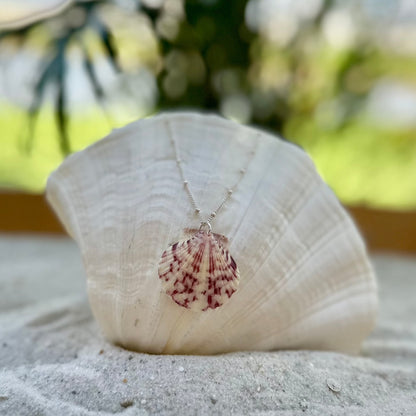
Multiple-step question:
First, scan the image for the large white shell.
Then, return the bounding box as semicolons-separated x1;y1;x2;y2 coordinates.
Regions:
46;112;378;355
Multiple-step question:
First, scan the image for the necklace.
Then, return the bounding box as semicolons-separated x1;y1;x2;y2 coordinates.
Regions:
158;121;257;311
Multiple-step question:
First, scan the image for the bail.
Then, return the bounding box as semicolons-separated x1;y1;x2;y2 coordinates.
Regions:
199;221;212;233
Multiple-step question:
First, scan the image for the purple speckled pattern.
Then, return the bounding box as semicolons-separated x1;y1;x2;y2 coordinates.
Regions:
158;231;240;311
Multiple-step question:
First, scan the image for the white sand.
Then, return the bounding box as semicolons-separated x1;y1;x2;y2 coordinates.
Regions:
0;234;415;415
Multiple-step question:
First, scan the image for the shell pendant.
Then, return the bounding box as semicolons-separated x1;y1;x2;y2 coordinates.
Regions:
158;226;240;311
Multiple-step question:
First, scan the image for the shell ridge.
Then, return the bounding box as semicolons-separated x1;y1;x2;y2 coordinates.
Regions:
46;175;83;245
222;180;346;328
213;224;374;351
256;278;377;350
223;216;361;329
230;140;281;250
249;185;341;293
186;278;375;354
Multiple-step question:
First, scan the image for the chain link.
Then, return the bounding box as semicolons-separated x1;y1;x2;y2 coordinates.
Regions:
166;120;257;227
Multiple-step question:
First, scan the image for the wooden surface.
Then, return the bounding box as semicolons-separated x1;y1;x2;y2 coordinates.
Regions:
0;193;64;234
0;192;415;253
348;206;416;253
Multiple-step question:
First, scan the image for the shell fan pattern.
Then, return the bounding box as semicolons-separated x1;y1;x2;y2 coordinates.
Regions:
158;230;240;311
46;112;378;355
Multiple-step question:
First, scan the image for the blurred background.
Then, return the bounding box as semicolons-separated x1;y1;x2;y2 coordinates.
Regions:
0;0;415;251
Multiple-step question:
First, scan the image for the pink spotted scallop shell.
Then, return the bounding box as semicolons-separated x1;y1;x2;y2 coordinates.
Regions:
158;230;240;311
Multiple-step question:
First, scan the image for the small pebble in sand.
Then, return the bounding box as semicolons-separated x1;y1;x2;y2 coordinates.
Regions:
120;400;134;408
178;366;185;372
326;378;341;393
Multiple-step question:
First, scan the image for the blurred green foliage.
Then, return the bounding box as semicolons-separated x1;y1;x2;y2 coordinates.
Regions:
0;0;415;208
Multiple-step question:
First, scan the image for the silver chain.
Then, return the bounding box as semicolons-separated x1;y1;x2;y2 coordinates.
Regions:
166;120;258;228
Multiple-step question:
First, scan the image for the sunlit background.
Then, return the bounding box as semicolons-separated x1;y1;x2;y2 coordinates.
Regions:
1;0;416;209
